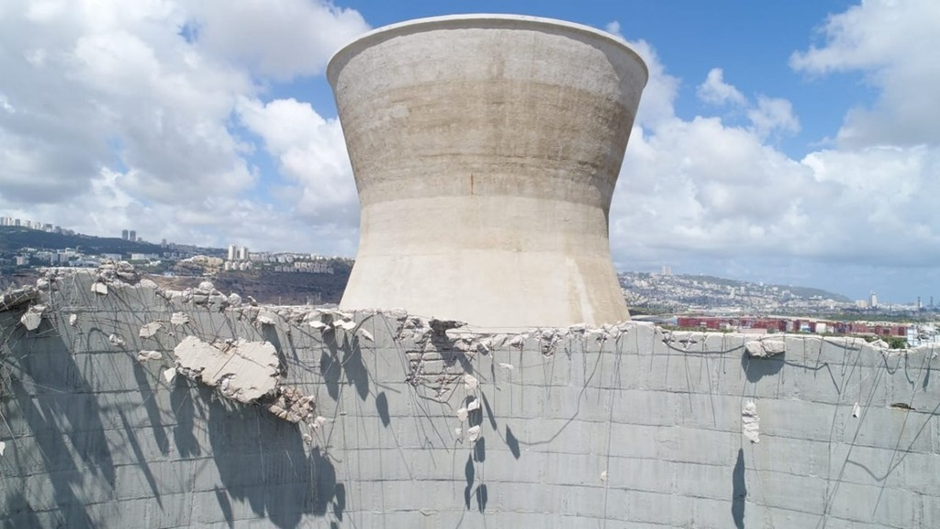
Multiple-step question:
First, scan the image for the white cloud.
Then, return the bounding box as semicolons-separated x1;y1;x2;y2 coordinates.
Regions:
237;97;358;226
0;0;369;254
697;68;746;107
610;36;939;279
790;0;940;147
747;96;800;138
187;0;369;80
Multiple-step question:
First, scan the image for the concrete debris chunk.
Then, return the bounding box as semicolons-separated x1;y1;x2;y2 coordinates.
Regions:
742;401;760;443
456;408;468;422
19;304;46;331
173;336;279;403
227;293;242;306
508;334;527;349
256;311;277;326
429;318;465;334
312;416;327;430
339;319;357;331
455;427;462;437
91;282;108;296
0;286;40;312
170;312;189;325
745;339;786;358
266;386;316;423
69;314;78;327
467;425;481;443
467;399;481;412
356;328;374;342
139;322;162;339
601;470;608;482
0;441;5;456
309;320;328;330
198;281;215;292
852;402;861;418
498;362;515;370
463;374;479;391
137;350;163;362
163;367;177;384
108;334;126;348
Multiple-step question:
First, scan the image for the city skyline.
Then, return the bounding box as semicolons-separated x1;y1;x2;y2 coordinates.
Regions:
0;1;938;301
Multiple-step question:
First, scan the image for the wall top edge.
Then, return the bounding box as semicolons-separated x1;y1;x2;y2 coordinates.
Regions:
326;13;649;87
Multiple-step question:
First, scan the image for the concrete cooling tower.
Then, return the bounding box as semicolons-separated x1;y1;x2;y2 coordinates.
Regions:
327;15;648;330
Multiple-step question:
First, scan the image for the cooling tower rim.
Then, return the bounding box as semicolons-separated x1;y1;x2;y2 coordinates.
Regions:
326;13;649;87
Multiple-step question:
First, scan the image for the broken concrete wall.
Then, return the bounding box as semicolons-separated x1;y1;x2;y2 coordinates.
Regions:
1;269;939;528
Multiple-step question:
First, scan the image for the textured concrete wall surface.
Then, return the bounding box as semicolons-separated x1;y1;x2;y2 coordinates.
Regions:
329;15;647;329
2;269;939;528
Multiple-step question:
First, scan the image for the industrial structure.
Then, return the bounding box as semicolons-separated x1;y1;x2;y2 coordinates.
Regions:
330;15;648;330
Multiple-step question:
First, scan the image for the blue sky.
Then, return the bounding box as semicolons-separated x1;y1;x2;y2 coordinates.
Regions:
1;1;938;303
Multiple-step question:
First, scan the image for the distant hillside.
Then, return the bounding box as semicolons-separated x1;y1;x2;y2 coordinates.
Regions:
149;266;353;306
676;273;851;302
0;226;163;254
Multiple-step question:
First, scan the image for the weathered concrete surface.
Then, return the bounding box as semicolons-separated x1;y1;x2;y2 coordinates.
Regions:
329;15;647;330
2;269;940;528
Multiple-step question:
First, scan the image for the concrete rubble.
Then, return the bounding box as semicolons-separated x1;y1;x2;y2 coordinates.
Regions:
18;303;46;331
745;338;787;357
174;336;279;404
742;401;760;443
0;285;40;312
3;262;939;529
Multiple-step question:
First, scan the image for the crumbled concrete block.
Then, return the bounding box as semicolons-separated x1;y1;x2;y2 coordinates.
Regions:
743;401;760;443
467;398;481;412
91;282;108;295
256;311;278;326
137;350;162;362
498;362;515;370
468;425;481;442
0;441;5;456
312;416;327;430
170;312;189;325
745;339;786;357
0;286;40;312
163;367;177;384
227;293;241;306
601;470;608;482
457;408;468;422
357;328;374;342
139;322;162;339
69;314;77;327
852;402;861;418
19;304;45;331
173;336;279;403
463;374;479;390
108;334;126;348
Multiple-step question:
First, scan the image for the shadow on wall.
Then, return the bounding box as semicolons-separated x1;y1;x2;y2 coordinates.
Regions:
741;353;784;383
1;313;116;529
186;385;345;528
732;448;746;529
320;333;370;402
0;308;345;529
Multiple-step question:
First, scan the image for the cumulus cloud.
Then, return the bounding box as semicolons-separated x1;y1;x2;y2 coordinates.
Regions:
0;0;368;254
790;0;940;147
747;96;800;138
237;97;358;226
697;68;746;107
610;24;939;289
187;0;369;80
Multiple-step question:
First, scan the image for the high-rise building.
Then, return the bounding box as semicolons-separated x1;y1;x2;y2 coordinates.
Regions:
129;230;136;242
236;246;249;261
870;291;878;309
122;229;129;240
228;244;237;261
